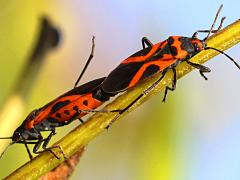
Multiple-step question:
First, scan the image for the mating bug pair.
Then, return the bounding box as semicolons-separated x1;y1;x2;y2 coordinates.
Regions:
0;5;239;160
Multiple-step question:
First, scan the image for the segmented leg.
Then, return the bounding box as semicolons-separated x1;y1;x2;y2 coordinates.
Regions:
142;37;153;49
78;118;84;123
106;69;168;129
192;16;225;38
73;106;121;123
33;130;66;159
66;110;81;125
72;106;121;125
162;68;177;102
21;135;34;160
78;109;121;113
74;36;95;88
42;129;56;149
186;61;211;80
195;17;225;33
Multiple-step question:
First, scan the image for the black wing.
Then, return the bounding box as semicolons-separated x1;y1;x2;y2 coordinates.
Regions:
63;77;106;96
102;62;144;93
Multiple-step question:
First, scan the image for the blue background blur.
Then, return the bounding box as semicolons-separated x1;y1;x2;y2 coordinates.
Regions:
0;1;240;179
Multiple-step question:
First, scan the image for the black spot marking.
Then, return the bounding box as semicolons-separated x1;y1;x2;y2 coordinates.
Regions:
170;46;178;56
64;110;70;115
51;100;71;113
139;65;160;81
73;106;79;111
56;113;61;118
148;44;171;61
179;37;194;53
83;100;88;106
158;45;171;56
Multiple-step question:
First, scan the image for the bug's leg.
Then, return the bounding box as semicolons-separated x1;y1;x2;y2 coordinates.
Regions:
192;17;225;38
75;108;122;124
20;134;34;160
32;130;65;159
24;143;33;160
64;108;81;124
186;61;211;80
79;109;121;113
78;118;84;123
74;36;95;88
76;109;121;127
73;107;112;124
142;37;153;49
106;70;168;129
42;129;55;149
33;137;44;156
162;68;177;102
32;135;60;159
42;129;67;160
216;17;226;31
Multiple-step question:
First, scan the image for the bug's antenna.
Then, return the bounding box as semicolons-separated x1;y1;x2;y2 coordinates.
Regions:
205;47;240;70
74;36;96;88
0;142;15;159
203;5;239;70
205;4;223;40
0;137;12;139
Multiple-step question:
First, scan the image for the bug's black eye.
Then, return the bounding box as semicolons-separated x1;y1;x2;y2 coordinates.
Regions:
193;43;200;52
12;132;21;142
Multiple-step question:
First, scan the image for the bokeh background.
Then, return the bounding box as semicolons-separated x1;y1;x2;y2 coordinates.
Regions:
0;0;240;179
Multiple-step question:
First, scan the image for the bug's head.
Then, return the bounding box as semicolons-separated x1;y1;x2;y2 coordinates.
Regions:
0;109;40;159
0;129;33;159
12;127;25;142
12;109;39;142
190;38;206;53
182;37;206;58
167;36;206;60
12;130;21;142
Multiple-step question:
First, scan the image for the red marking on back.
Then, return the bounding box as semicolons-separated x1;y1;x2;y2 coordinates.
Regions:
169;36;188;59
24;93;102;129
128;56;177;88
122;40;168;64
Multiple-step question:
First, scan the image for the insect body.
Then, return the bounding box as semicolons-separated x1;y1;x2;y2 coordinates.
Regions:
102;36;207;95
24;77;107;130
0;37;117;159
101;5;240;126
0;77;116;159
13;77;115;159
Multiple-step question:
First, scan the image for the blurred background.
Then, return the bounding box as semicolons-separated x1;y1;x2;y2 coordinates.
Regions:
0;0;240;179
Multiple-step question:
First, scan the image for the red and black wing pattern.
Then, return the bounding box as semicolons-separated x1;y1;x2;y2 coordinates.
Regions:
102;40;178;93
24;77;106;129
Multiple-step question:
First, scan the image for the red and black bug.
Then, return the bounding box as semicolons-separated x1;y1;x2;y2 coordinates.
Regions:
101;5;240;125
0;37;117;160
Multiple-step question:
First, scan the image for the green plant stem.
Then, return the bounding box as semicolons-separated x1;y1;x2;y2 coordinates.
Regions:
5;19;240;180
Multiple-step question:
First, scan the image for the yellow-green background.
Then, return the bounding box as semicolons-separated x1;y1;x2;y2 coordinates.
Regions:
0;1;240;179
